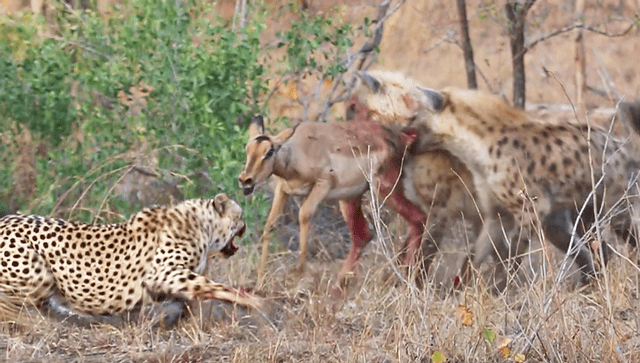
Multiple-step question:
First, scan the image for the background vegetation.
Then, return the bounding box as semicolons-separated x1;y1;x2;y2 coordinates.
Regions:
0;0;358;237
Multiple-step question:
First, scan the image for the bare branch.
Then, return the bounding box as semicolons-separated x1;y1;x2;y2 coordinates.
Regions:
45;34;113;61
592;47;620;102
586;85;613;100
457;0;477;89
526;22;635;53
422;36;450;54
61;1;88;27
316;0;407;121
523;0;537;14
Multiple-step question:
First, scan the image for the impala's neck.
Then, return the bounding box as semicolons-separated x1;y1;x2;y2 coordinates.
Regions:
270;142;296;180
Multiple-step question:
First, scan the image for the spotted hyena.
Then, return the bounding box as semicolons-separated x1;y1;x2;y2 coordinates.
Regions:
400;82;640;285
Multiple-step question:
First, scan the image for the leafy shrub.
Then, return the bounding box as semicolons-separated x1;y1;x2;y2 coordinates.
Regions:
0;0;361;242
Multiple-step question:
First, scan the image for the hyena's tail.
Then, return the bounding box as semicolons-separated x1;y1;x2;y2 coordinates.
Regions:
618;101;640;136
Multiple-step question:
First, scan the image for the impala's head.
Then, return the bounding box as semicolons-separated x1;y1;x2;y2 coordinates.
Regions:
238;115;275;196
239;115;294;196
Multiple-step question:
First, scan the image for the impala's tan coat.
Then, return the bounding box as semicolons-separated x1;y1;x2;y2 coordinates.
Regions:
239;116;426;287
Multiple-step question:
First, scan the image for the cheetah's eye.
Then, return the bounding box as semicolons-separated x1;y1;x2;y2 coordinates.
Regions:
264;148;275;159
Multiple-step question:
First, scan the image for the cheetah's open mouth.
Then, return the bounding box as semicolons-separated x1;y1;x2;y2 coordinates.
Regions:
219;224;245;258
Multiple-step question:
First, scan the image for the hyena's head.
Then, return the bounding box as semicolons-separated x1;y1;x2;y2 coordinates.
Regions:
346;71;427;126
407;83;528;154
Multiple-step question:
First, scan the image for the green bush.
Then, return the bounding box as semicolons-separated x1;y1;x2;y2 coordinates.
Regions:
0;0;361;242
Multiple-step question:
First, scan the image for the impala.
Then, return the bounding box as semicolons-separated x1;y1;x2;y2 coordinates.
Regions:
239;115;426;288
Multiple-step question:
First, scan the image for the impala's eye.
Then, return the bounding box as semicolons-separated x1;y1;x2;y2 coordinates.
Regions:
264;148;274;159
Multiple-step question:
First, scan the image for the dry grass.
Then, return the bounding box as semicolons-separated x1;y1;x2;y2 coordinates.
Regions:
2;195;639;363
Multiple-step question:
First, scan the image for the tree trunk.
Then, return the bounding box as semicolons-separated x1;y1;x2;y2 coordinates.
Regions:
575;0;586;119
457;0;478;89
505;0;536;109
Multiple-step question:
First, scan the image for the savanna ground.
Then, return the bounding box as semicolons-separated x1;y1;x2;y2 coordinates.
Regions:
1;0;640;362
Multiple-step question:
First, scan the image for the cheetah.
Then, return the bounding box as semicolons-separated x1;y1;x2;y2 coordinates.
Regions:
346;71;482;277
404;83;640;285
0;194;264;322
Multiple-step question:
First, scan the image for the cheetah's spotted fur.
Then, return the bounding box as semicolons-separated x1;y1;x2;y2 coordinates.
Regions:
0;193;263;320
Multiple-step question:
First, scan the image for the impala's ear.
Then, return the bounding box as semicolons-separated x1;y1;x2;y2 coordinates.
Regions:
248;115;265;138
357;71;381;93
273;128;295;145
213;193;230;215
418;87;446;112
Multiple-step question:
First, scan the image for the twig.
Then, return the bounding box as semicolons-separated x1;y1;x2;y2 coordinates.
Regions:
526;22;634;53
592;47;620;102
316;0;406;122
45;34;113;61
60;1;88;28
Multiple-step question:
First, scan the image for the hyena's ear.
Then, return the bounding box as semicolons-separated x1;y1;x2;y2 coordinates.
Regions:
213;193;230;215
357;71;381;93
418;87;445;112
248;115;265;138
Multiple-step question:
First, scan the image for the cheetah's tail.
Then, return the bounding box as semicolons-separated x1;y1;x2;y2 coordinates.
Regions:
208;285;267;311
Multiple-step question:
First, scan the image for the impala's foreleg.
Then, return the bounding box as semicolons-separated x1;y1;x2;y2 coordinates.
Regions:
259;180;288;285
336;196;371;286
296;179;332;272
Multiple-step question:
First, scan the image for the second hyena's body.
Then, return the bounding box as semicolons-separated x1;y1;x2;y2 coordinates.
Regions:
410;86;640;284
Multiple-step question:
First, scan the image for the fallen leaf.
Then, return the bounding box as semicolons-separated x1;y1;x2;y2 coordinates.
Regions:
499;345;509;359
455;305;473;326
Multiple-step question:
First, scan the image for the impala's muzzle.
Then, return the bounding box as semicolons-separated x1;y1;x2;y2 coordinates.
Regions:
238;175;255;196
242;185;254;196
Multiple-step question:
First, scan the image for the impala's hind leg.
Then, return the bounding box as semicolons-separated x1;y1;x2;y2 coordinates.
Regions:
335;197;370;288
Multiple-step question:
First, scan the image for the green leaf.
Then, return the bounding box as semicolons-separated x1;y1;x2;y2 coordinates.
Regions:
431;350;445;363
483;328;496;343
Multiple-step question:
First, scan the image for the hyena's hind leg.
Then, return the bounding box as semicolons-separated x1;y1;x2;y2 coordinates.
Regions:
543;206;607;286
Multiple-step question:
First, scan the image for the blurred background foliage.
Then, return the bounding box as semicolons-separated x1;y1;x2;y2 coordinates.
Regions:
0;0;360;241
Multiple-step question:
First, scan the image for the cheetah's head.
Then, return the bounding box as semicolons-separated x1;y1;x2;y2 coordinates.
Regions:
210;193;246;258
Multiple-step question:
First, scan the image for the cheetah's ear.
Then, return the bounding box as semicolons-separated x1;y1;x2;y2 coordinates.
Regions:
213;193;230;215
418;87;445;112
357;71;381;93
248;115;265;138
